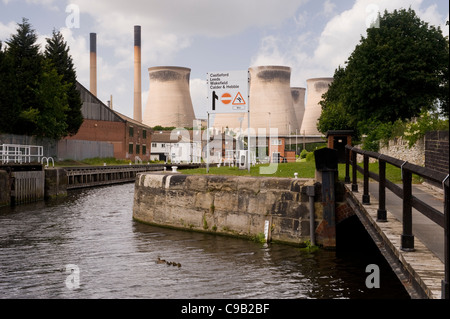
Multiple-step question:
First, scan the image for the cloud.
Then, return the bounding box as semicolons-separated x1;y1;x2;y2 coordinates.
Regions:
251;0;449;88
0;21;16;41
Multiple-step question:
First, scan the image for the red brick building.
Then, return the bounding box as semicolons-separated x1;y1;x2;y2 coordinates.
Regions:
269;137;296;163
64;82;153;161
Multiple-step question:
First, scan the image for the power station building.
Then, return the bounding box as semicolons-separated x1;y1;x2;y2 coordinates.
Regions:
143;66;196;128
211;66;331;139
300;77;334;136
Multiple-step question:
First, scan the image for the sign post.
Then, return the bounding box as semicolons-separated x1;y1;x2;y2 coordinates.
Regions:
206;70;250;172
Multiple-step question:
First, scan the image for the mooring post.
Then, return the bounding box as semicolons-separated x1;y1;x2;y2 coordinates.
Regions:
314;148;338;248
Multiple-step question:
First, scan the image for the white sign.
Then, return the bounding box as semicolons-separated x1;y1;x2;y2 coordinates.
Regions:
207;70;249;114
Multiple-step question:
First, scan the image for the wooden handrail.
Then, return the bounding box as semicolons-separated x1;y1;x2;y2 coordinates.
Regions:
345;144;449;299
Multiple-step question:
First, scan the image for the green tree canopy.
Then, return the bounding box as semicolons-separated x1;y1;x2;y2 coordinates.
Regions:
3;18;43;135
318;8;449;144
0;19;82;140
45;30;83;136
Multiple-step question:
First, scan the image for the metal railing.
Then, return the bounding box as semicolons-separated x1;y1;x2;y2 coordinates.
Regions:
345;145;449;299
1;144;43;164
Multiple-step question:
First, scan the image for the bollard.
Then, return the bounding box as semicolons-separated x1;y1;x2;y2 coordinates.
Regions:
314;148;338;248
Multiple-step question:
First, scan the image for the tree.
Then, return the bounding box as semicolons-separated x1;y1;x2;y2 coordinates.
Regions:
44;30;83;136
4;18;43;135
318;8;449;142
0;41;20;134
1;19;82;140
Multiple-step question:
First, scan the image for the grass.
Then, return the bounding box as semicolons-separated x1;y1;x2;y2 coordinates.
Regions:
180;160;423;184
53;156;423;185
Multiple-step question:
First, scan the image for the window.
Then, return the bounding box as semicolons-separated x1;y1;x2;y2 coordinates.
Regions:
152;143;157;148
143;130;147;139
142;145;147;155
129;143;133;154
136;144;140;155
129;126;134;137
271;139;282;146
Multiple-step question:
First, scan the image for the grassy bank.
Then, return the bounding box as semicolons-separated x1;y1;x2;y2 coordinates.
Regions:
180;161;423;184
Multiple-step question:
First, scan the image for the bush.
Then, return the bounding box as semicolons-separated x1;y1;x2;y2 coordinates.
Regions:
300;149;309;159
305;151;315;162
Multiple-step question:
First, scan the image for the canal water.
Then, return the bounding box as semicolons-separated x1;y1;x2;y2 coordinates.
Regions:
0;183;410;299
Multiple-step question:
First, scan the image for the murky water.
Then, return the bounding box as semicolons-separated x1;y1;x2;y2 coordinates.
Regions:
0;183;409;299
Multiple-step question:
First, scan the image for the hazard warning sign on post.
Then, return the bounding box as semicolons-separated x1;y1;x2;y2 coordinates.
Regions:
207;70;249;114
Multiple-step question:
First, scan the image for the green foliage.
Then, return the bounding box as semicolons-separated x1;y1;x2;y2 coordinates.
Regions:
300;149;308;159
305;151;315;162
0;19;81;139
402;110;449;147
318;8;449;146
45;29;83;136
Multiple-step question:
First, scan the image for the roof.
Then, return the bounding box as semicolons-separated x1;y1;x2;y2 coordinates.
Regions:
151;131;184;143
76;81;153;131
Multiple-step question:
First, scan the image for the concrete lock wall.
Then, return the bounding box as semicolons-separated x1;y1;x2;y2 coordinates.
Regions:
133;173;347;247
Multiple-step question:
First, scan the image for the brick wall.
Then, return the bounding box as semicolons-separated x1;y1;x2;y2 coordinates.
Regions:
425;131;449;173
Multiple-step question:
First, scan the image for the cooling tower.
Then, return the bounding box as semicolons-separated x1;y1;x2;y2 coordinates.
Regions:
89;33;97;97
300;78;333;135
133;26;142;123
248;65;299;135
143;66;196;128
291;87;306;134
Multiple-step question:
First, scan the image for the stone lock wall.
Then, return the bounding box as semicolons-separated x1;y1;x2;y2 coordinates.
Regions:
133;173;351;247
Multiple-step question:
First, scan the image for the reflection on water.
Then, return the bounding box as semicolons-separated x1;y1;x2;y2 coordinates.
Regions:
0;183;409;299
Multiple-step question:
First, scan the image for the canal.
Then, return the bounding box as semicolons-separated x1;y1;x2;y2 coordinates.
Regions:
0;183;410;299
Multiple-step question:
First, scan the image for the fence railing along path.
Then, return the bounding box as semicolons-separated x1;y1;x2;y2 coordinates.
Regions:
345;145;449;299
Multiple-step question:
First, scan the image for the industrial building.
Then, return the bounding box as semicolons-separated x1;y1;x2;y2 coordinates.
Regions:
143;66;196;128
300;77;334;136
63;82;153;161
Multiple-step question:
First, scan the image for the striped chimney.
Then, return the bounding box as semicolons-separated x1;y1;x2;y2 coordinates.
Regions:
89;33;97;97
134;26;142;123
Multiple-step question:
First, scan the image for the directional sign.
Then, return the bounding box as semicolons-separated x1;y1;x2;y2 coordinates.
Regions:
207;70;249;114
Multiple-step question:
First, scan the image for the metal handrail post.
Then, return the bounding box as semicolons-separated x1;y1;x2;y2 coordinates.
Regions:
351;148;358;192
345;147;350;183
401;169;415;252
377;159;387;222
363;153;370;204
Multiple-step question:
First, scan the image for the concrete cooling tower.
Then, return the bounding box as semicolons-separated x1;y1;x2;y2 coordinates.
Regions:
143;66;196;128
291;87;306;134
300;78;333;135
248;65;299;136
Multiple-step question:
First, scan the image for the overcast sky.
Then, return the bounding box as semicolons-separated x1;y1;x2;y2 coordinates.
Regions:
1;0;448;120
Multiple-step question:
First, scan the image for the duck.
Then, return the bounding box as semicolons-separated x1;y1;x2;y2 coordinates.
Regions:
176;263;181;268
156;257;166;264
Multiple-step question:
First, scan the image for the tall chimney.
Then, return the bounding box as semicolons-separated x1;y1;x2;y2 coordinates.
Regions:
133;26;142;123
90;33;97;97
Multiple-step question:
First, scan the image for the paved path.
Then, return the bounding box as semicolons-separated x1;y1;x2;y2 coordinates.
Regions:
368;182;445;262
